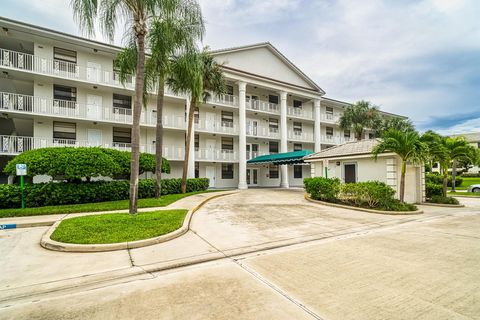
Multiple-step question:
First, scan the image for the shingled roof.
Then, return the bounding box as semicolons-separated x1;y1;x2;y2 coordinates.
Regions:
305;139;382;160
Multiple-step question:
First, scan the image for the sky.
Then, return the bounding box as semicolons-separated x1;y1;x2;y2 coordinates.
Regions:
2;0;479;134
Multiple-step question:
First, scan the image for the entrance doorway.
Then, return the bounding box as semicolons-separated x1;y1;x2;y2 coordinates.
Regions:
246;168;258;186
205;166;216;188
344;163;357;183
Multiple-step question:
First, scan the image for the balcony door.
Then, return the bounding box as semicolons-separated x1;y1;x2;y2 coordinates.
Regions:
87;129;102;147
246;143;259;160
205;112;216;130
205;166;216;188
205;139;216;161
246;168;258;186
247;119;258;136
87;61;102;82
87;94;102;119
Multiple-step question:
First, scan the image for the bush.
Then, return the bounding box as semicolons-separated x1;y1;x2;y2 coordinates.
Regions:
425;173;462;187
340;181;396;209
426;182;443;198
3;147;170;181
380;199;418;211
304;177;341;202
429;195;460;205
0;178;209;209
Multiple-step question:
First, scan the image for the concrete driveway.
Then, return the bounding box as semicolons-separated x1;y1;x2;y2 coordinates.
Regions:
1;189;479;319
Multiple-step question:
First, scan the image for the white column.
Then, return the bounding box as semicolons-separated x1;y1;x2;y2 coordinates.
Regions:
280;91;289;188
314;98;322;152
186;98;195;178
238;81;248;189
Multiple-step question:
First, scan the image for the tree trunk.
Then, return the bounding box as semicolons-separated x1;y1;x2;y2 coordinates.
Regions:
129;30;145;215
155;76;165;198
355;129;363;141
399;160;406;202
181;98;196;193
442;165;448;197
451;159;457;193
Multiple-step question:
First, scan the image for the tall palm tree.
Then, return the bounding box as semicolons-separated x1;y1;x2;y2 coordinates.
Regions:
339;100;379;141
375;117;415;138
372;129;428;202
115;3;204;198
167;47;225;193
71;0;178;214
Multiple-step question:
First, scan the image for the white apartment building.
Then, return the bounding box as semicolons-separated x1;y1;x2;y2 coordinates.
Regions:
0;17;401;188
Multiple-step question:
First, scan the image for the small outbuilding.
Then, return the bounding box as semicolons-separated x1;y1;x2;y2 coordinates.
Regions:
304;139;425;203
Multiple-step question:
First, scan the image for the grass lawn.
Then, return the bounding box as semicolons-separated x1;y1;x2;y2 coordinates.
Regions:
455;177;480;190
50;209;188;244
448;192;480;197
0;190;220;219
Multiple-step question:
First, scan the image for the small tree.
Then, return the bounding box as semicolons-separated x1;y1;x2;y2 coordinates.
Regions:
339;100;380;141
372;129;428;202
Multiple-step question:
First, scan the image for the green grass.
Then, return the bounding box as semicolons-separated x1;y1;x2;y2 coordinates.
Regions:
50;209;188;244
456;177;480;190
0;190;220;219
448;192;480;197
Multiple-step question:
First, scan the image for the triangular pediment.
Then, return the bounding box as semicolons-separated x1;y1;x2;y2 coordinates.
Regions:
212;43;323;93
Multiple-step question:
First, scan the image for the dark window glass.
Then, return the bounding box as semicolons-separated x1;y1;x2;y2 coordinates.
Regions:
194;134;199;150
113;94;132;109
268;95;279;104
344;130;351;138
269;141;279;154
293;100;302;108
294;143;302;151
294;165;303;179
195;162;199;178
226;85;234;95
54;85;76;102
221;111;234;127
221;137;234;151
194;107;199;124
53;121;76;140
326;106;334;114
269;118;278;133
293;122;302;133
54;47;77;64
113;127;131;143
269;164;279;179
326;127;334;136
222;163;234;179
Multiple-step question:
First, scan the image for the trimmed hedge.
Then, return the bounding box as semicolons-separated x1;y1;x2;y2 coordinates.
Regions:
426;182;443;198
304;177;340;202
0;178;209;209
3;147;170;181
429;195;460;205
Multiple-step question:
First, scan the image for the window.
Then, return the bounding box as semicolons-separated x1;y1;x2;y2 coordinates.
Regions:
269;141;279;154
294;165;303;179
268;95;279;104
221;111;233;127
293;100;302;108
113;127;131;144
293;143;303;151
194;134;199;151
54;47;77;64
113;94;132;109
53;85;76;102
326;106;333;115
293;122;302;134
53;121;76;140
269;118;278;133
226;85;234;95
195;162;199;178
326;127;334;136
344;129;351;139
369;133;375;139
269;164;279;179
194;107;199;124
222;163;234;179
221;137;234;151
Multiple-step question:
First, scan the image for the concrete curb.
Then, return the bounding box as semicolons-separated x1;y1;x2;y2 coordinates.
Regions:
419;202;464;208
40;191;237;252
304;194;423;215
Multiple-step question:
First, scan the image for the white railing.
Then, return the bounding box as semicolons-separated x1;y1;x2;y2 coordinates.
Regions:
246;125;280;139
288;131;314;142
246;151;265;160
287;106;313;119
322;113;340;123
163;146;184;160
196;148;238;162
206;93;238;107
322;135;356;145
195;119;238;134
246;98;279;114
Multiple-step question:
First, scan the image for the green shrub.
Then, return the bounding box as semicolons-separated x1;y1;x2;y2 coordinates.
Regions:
3;147;170;180
429;195;460;205
380;199;418;211
425;173;462;187
340;181;396;208
0;178;209;209
426;182;443;198
304;177;341;202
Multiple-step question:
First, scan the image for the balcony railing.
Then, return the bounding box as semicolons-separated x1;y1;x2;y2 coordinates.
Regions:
288;131;314;142
322;113;340;123
287;106;313;119
246;125;281;139
246;98;279;114
205;93;238;107
195;119;238;134
322;135;356;145
196;148;238;162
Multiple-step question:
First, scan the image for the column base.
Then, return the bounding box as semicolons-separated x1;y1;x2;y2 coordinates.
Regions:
238;182;248;190
280;182;290;188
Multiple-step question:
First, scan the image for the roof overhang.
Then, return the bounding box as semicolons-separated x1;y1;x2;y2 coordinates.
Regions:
248;150;313;165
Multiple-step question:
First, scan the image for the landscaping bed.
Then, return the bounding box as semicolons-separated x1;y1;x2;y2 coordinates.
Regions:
50;209;188;244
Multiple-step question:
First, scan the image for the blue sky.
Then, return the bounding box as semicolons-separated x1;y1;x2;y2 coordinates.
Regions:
2;0;479;134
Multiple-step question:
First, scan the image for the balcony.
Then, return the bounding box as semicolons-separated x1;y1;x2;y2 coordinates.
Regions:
246;125;280;139
322;113;340;123
287;106;313;120
288;131;314;142
205;93;238;107
246;151;266;160
195;119;238;135
246;98;279;114
322;135;356;145
195;148;238;162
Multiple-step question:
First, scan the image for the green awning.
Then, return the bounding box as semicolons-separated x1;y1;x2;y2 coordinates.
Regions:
247;150;313;165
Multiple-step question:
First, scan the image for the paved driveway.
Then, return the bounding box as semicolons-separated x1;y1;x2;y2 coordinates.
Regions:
1;189;479;319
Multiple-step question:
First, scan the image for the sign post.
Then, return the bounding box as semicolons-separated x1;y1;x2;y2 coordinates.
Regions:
16;164;27;209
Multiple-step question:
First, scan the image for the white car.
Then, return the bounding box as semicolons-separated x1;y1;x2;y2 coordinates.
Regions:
467;184;480;192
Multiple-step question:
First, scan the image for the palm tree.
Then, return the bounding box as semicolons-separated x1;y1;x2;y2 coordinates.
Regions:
71;0;178;213
167;47;225;193
372;129;428;202
339;100;379;141
375;117;415;138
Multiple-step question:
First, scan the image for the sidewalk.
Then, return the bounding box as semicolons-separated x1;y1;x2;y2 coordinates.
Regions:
0;191;236;229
